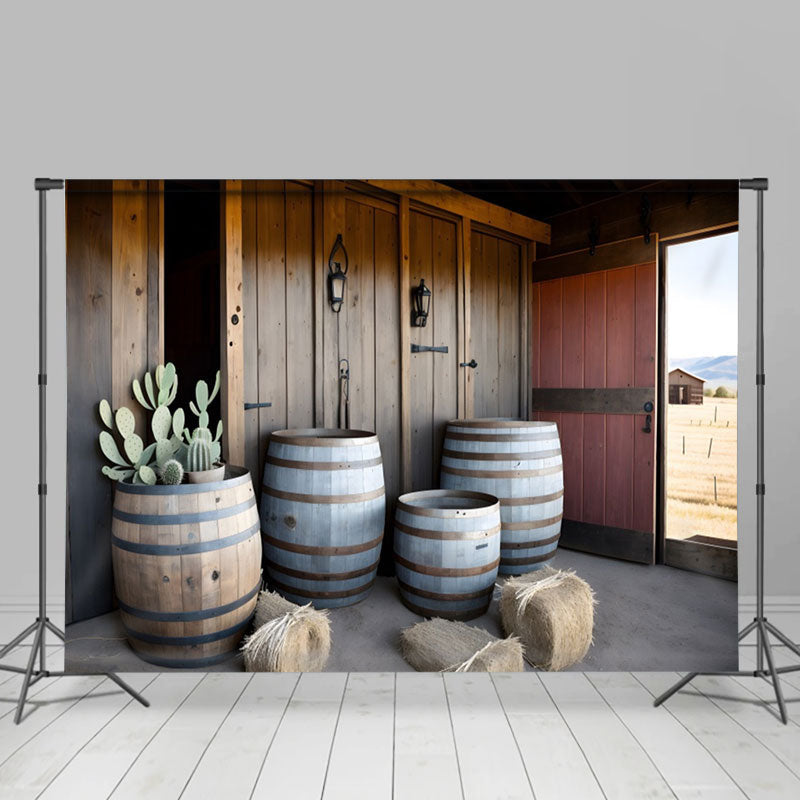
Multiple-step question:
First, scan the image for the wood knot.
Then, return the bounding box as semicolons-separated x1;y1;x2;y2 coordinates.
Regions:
284;515;297;530
211;570;220;581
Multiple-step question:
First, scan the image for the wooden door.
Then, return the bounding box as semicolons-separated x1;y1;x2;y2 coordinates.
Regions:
531;237;658;563
469;229;527;419
408;209;461;490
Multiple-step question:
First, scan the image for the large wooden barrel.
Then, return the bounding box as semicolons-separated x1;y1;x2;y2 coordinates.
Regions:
393;489;501;620
260;429;385;608
439;419;563;575
111;466;262;668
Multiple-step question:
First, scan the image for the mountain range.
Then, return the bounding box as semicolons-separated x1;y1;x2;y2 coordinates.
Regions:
669;355;737;389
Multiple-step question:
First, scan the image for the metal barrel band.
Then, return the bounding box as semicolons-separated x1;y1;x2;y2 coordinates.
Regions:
113;497;256;526
111;521;260;556
440;464;563;479
396;578;495;602
265;454;384;471
264;558;380;582
502;514;563;531
261;485;385;505
118;581;260;622
132;650;239;669
394;553;500;578
393;519;501;541
123;615;253;646
114;466;251;494
500;532;562;550
262;531;383;557
440;448;562;461
399;598;490;620
498;490;565;506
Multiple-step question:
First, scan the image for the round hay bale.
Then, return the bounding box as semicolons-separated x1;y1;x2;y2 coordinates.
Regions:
242;590;331;672
500;567;594;671
400;618;523;672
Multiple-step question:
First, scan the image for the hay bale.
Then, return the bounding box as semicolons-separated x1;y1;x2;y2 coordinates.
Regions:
400;618;523;672
242;590;331;672
500;567;594;671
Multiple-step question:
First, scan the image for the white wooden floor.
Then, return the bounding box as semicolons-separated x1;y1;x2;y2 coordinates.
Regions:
1;646;799;799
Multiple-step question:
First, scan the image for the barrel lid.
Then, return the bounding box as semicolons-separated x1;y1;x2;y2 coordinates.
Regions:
115;465;250;495
396;489;500;517
270;428;379;447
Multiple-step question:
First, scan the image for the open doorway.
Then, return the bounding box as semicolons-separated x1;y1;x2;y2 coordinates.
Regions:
658;229;738;579
164;180;222;421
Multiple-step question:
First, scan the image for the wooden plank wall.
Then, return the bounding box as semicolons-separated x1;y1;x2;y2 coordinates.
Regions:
66;179;163;622
531;262;657;534
469;230;524;419
408;209;459;491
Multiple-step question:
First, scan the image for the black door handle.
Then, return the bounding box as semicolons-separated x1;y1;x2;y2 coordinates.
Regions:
460;359;478;369
642;413;652;433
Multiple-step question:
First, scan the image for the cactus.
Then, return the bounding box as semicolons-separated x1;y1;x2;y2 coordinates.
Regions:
187;433;213;472
160;458;184;485
98;403;157;485
183;371;223;470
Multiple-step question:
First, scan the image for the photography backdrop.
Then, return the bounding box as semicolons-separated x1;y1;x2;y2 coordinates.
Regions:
62;180;739;672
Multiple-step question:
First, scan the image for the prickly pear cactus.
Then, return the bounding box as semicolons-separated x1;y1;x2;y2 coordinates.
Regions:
160;458;184;485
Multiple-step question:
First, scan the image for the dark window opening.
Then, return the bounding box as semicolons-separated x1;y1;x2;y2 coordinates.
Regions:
164;180;221;430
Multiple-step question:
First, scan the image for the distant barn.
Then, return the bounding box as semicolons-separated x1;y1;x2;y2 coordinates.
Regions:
669;368;705;404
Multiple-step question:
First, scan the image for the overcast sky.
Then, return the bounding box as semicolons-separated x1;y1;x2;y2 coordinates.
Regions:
667;231;738;359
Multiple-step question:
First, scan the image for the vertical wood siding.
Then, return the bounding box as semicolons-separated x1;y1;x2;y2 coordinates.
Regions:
531;262;657;535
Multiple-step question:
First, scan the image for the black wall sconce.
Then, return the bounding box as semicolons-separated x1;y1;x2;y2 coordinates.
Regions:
411;279;431;327
328;233;348;313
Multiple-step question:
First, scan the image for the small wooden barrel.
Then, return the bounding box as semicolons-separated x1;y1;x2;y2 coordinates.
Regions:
261;429;385;608
111;466;262;668
393;489;501;620
439;419;563;575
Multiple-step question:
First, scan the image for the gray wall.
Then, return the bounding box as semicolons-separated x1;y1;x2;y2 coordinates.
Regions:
1;1;798;639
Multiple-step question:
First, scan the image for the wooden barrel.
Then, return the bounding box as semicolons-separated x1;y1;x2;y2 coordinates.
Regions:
111;466;262;668
393;489;501;620
439;419;563;575
260;429;385;608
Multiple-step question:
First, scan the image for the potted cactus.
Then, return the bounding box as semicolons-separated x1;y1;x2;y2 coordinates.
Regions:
182;371;225;483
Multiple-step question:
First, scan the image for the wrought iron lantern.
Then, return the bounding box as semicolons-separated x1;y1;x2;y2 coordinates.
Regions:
411;279;432;327
328;233;348;313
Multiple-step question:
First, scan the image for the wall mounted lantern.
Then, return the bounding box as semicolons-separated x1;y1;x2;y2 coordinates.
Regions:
411;279;432;327
328;233;348;313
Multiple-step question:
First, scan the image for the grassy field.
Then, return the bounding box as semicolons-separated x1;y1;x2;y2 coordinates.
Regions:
667;397;737;542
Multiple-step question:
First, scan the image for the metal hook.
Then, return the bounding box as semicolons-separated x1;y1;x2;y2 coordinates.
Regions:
328;233;348;276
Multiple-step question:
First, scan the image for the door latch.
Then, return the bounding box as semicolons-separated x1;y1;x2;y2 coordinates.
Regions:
460;359;478;368
642;414;652;433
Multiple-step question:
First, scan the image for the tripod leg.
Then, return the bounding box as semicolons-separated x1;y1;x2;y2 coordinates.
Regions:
653;672;698;707
45;620;66;642
738;619;757;642
764;621;800;659
758;620;788;725
106;672;150;708
0;621;39;659
14;622;44;725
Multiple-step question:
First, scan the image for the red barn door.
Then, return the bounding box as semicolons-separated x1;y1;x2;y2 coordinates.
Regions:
531;237;658;563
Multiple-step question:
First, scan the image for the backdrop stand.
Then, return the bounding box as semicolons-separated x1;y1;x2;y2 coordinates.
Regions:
0;179;149;725
654;178;800;724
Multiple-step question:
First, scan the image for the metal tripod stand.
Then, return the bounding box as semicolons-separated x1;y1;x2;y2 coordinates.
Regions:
654;178;800;724
0;179;149;724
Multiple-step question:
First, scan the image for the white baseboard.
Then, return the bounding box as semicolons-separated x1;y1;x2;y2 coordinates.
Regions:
0;595;66;646
738;595;800;648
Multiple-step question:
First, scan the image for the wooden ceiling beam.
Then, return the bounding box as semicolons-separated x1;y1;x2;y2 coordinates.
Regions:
363;179;551;244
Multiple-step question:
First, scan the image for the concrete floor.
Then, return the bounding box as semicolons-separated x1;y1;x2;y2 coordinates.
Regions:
65;549;738;673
